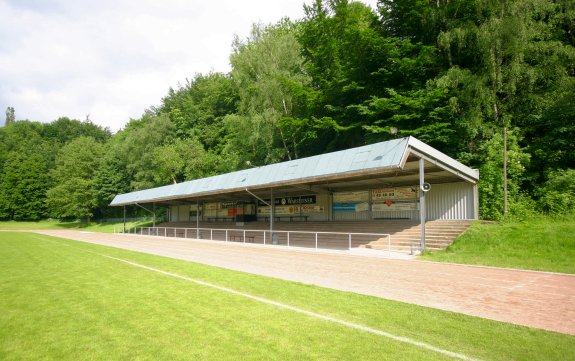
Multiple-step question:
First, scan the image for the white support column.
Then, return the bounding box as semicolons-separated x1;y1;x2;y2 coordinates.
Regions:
196;200;200;239
419;158;426;252
270;188;274;244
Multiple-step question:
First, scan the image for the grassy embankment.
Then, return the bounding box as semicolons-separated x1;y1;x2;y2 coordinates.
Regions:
421;214;575;274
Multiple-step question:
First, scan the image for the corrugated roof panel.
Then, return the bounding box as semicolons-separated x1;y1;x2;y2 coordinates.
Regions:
299;155;318;177
110;137;470;206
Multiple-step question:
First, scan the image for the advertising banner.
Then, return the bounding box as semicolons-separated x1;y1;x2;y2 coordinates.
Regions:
258;204;325;215
372;187;418;201
333;202;369;213
204;203;219;210
333;191;369;203
372;201;419;211
258;195;316;207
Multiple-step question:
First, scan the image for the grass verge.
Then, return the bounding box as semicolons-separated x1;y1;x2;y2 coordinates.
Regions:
1;232;573;360
421;215;575;274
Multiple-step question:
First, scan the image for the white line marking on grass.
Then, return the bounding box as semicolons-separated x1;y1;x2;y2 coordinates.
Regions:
96;253;484;361
29;235;484;361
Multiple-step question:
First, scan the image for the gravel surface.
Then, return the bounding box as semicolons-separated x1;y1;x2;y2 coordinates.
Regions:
33;230;575;335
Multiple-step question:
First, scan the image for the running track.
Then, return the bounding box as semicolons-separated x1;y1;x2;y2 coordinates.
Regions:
33;230;575;335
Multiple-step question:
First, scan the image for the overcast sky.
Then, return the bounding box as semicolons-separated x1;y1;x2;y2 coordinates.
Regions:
0;0;378;132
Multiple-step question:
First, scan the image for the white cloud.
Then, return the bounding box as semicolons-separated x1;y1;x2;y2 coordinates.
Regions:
0;0;378;132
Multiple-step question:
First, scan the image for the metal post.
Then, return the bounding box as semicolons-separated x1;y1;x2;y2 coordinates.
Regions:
503;126;508;215
348;234;352;250
196;200;200;239
164;227;167;238
287;232;290;247
243;229;246;244
315;233;318;249
419;158;426;252
210;229;213;241
225;229;228;242
270;188;274;244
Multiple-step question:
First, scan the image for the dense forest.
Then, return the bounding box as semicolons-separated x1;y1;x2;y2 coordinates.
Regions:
1;0;574;222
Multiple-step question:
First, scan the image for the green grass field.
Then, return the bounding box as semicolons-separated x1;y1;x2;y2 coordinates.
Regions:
0;220;150;233
421;215;575;274
1;232;573;360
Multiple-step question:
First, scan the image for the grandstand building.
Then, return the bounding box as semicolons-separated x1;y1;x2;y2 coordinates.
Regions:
111;137;479;252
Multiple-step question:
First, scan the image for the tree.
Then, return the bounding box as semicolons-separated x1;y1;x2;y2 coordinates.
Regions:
428;0;575;217
42;117;111;145
120;113;177;190
477;130;529;220
157;72;239;150
46;136;104;221
0;152;49;220
5;107;15;125
152;138;211;184
227;20;312;165
94;147;131;218
299;0;439;150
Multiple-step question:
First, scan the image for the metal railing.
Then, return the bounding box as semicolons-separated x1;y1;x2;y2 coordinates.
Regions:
114;226;392;255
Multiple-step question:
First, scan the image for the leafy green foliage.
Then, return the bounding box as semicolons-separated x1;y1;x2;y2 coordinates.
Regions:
0;152;48;220
478;130;530;220
46;137;105;221
42;117;111;146
120;114;177;190
227;20;311;165
1;0;574;220
538;169;575;215
157;72;238;149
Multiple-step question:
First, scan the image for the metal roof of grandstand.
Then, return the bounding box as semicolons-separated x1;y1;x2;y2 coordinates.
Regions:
110;136;479;206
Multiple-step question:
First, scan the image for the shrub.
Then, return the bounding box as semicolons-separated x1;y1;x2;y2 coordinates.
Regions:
538;169;575;215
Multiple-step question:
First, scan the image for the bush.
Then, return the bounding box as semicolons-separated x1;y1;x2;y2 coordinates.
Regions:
506;193;538;221
538;169;575;215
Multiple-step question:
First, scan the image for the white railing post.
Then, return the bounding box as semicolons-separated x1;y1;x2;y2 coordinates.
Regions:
210;229;213;241
243;230;246;244
287;232;290;247
315;233;318;249
225;229;228;242
348;234;352;250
